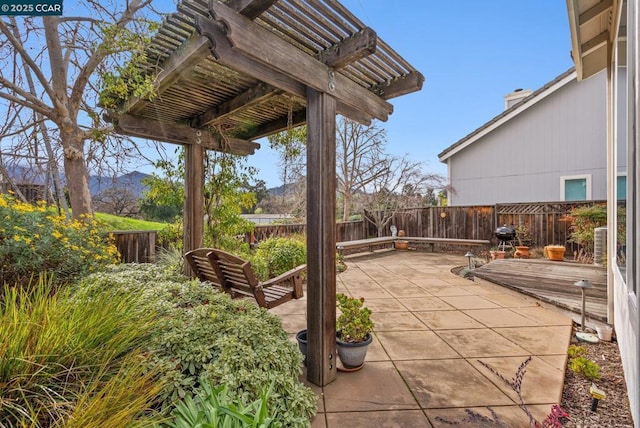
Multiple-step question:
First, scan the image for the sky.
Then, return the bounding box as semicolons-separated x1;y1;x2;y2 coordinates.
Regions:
245;1;576;188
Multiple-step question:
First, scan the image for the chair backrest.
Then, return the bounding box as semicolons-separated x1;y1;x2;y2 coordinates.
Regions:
207;249;268;307
184;248;222;287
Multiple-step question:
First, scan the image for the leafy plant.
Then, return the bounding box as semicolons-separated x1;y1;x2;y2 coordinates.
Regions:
166;381;279;428
569;356;601;380
568;205;607;250
567;344;588;359
252;235;307;280
77;264;317;426
336;293;374;343
515;224;532;246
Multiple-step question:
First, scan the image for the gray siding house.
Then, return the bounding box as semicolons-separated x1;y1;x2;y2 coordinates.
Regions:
438;68;613;206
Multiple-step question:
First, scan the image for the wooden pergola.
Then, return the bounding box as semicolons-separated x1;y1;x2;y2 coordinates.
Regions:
107;0;423;386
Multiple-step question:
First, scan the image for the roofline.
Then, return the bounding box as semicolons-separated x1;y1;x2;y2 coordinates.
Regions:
437;68;577;162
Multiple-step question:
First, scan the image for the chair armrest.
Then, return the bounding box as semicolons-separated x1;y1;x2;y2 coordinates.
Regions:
262;264;306;298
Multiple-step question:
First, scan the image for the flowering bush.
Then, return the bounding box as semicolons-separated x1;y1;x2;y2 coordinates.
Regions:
0;194;120;287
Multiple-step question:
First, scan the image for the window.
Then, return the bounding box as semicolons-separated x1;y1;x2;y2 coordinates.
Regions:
617;174;627;201
560;175;591;201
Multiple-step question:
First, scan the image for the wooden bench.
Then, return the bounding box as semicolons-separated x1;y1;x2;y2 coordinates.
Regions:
336;236;490;256
336;236;396;256
184;248;305;309
401;237;490;252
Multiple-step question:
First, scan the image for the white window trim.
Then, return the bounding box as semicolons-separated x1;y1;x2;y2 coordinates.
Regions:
560;174;592;201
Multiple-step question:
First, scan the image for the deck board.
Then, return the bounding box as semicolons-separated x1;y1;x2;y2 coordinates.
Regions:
473;259;608;321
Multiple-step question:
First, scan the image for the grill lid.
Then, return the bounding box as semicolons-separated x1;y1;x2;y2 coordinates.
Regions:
495;225;516;241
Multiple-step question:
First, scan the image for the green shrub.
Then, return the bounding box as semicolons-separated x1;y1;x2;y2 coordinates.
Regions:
568;205;607;251
567;344;587;359
0;194;120;288
78;264;317;426
0;275;164;427
569;356;601;380
167;381;279;428
253;235;307;280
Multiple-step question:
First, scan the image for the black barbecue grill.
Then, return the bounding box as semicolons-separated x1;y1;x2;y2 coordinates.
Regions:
495;225;516;250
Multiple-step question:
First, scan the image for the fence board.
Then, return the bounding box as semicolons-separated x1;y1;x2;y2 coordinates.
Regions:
112;230;157;263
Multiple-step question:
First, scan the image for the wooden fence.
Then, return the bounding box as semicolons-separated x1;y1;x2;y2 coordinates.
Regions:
247;201;610;251
113;201;613;262
111;230;158;263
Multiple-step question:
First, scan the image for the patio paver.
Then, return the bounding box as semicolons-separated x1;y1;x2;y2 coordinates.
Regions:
279;251;573;427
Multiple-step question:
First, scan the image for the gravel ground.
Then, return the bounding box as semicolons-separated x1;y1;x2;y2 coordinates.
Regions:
560;325;633;427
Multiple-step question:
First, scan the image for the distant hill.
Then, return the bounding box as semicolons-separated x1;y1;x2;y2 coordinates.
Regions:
89;171;150;198
2;164;151;199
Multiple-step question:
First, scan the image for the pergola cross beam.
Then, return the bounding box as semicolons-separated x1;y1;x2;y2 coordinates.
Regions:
207;1;393;122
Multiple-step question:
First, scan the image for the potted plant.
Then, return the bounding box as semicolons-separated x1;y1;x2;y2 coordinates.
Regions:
336;293;374;370
514;224;532;259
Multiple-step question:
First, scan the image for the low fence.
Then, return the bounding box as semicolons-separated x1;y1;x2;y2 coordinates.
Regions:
111;230;158;263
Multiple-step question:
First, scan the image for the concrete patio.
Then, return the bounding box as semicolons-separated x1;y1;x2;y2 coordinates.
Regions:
272;251;574;427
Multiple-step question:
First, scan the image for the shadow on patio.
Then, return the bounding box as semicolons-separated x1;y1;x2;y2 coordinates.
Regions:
272;251;574;427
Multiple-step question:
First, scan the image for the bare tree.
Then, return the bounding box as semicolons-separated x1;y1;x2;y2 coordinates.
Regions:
93;187;139;216
336;117;389;221
361;154;447;237
0;1;159;218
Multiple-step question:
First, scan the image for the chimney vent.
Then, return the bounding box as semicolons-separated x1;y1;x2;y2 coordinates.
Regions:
504;88;532;110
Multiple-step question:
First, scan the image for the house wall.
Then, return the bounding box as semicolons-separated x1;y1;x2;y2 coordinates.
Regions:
446;72;608;205
611;1;640;425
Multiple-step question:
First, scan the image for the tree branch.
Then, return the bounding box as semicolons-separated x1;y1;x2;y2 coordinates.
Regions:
0;78;55;118
0;18;57;104
70;0;152;115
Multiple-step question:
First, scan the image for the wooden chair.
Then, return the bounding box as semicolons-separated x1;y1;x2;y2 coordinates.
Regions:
184;248;222;288
184;248;305;309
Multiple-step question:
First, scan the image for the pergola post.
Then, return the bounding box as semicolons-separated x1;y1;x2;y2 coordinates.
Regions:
306;87;337;386
183;143;205;275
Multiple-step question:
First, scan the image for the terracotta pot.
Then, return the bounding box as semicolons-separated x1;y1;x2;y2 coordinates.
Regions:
493;250;506;260
395;240;408;250
545;245;566;261
514;246;530;259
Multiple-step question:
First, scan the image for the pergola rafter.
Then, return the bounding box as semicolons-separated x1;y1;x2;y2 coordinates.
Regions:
109;0;424;387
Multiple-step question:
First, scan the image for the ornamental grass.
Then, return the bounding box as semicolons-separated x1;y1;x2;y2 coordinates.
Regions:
0;275;166;427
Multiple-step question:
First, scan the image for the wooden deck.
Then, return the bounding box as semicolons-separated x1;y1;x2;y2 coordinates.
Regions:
473;259;608;322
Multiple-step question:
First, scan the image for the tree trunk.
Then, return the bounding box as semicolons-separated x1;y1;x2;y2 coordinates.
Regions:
342;192;351;222
61;131;93;219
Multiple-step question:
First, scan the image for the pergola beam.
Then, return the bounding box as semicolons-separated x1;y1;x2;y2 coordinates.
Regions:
319;27;377;69
228;0;277;20
207;1;393;121
112;114;260;155
120;36;211;115
194;18;374;125
373;71;425;100
243;109;307;139
195;82;282;128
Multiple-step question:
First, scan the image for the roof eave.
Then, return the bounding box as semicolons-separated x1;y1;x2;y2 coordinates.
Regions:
438;69;577;162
